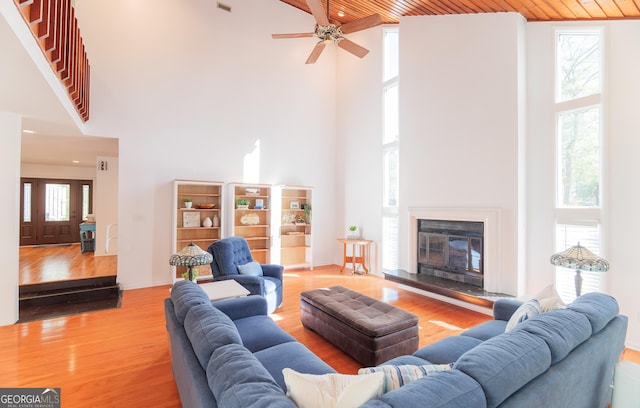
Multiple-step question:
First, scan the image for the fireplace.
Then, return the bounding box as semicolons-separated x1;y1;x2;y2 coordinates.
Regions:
417;219;484;288
408;207;502;294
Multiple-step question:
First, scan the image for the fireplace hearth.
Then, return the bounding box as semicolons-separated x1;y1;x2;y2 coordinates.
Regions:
418;219;484;288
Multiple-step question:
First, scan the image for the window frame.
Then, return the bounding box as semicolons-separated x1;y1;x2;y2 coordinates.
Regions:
382;27;399;271
553;26;607;299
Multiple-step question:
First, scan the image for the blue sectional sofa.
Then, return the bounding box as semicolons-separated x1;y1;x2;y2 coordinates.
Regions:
164;280;333;408
165;280;628;408
362;292;628;408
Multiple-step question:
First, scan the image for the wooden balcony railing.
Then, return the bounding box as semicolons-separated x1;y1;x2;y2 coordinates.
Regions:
13;0;90;122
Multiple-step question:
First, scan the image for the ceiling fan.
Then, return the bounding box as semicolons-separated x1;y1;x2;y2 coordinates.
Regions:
272;0;383;64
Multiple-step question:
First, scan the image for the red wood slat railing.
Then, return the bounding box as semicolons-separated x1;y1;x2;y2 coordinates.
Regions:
13;0;90;121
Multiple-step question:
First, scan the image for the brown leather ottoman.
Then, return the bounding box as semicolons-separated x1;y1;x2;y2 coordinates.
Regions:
300;285;419;366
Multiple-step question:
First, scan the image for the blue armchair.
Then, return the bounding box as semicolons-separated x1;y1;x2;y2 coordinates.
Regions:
207;237;283;313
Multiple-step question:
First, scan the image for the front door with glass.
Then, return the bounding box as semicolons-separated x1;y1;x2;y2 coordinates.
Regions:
20;178;93;246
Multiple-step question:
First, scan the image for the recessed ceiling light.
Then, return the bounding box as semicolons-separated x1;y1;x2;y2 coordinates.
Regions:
338;10;345;17
22;129;36;134
72;160;80;164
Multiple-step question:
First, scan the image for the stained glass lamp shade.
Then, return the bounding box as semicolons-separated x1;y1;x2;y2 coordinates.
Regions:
550;243;609;298
169;242;213;281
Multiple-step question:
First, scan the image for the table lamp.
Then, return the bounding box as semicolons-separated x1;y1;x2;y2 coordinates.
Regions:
550;242;609;298
169;242;213;281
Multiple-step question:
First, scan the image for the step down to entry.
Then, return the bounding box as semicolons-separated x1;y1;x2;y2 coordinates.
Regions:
19;276;120;309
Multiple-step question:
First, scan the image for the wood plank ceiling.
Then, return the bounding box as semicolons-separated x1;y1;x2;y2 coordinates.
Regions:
280;0;640;23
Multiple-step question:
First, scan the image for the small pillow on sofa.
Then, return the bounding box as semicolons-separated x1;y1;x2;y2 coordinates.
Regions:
535;284;565;313
282;368;384;408
505;299;540;332
358;364;452;393
237;261;263;276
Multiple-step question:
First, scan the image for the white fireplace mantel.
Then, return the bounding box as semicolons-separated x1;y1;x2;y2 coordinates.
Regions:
408;207;503;294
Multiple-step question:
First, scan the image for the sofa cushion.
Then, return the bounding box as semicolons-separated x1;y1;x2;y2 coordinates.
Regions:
512;308;591;364
362;370;486;408
263;276;279;294
492;298;524;321
358;364;452;393
454;330;551;408
283;368;384;408
233;315;296;352
207;343;295;408
460;320;507;341
254;342;336;391
170;280;211;325
568;292;619;334
505;299;540;332
184;303;242;370
381;355;432;366
413;335;484;364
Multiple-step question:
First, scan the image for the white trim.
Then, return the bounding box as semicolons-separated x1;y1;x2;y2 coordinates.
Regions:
407;207;503;293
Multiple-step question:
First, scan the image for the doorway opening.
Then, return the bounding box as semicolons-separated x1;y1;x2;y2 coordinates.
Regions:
20;178;92;246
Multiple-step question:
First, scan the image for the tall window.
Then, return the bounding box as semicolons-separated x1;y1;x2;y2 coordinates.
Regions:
382;28;399;270
554;28;604;302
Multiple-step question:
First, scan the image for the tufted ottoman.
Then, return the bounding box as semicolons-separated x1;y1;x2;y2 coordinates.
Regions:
300;286;419;366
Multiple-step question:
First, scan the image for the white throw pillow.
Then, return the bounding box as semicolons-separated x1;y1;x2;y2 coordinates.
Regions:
236;261;263;276
505;298;540;332
282;368;384;408
535;284;565;313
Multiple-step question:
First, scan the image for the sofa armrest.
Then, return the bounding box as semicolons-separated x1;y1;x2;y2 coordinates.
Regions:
493;298;524;321
214;275;264;296
261;263;284;281
212;295;268;320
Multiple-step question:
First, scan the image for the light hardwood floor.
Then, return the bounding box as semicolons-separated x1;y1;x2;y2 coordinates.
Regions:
19;244;116;285
5;252;640;407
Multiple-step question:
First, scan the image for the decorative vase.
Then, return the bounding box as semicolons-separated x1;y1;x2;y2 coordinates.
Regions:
202;217;213;227
212;215;219;227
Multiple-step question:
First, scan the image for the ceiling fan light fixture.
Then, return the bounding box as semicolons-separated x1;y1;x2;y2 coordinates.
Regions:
272;0;382;64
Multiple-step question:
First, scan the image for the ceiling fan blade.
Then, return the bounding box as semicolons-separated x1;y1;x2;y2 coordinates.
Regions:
305;41;326;64
306;0;330;26
272;33;315;39
337;38;369;58
340;14;383;34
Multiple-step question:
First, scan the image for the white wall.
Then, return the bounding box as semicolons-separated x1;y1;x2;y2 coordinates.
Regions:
0;112;21;325
74;0;339;288
95;156;118;256
21;163;96;180
527;20;640;349
396;13;527;295
336;26;385;271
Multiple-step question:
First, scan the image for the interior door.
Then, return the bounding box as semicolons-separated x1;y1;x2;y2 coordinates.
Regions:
20;178;93;246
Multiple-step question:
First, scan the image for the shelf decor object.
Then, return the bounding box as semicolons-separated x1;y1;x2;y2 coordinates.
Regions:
169;242;213;281
183;212;200;228
550;242;610;297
